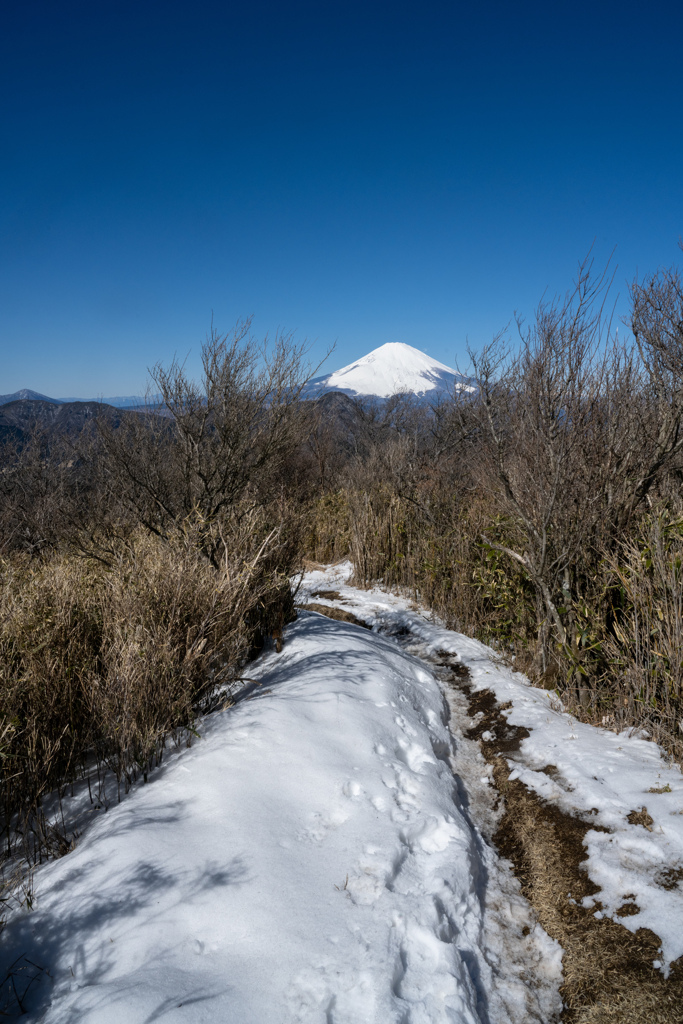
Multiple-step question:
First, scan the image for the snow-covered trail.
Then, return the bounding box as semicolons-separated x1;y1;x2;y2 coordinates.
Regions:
0;573;561;1023
3;562;683;1022
300;566;683;975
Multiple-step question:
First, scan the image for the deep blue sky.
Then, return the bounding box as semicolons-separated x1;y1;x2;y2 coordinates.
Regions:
2;0;682;396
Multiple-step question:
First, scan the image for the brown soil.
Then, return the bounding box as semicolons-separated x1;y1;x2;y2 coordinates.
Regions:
441;658;683;1024
298;603;371;630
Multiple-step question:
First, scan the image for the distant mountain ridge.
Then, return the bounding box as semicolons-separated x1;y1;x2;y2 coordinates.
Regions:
4;342;469;409
0;390;150;408
0;399;126;448
58;395;155;408
0;389;62;405
305;342;471;400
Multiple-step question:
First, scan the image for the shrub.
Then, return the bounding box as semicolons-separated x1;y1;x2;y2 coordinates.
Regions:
0;514;295;865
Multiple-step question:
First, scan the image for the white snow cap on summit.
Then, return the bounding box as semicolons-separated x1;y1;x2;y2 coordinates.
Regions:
309;341;469;399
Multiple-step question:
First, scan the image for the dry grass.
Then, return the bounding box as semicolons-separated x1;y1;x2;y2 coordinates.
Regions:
0;517;295;871
601;512;683;761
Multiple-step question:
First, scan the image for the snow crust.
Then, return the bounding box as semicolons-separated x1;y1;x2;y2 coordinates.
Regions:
302;565;683;977
308;342;470;399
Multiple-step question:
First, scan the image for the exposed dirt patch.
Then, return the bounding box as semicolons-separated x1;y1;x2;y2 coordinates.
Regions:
432;651;472;680
309;589;343;600
298;603;371;629
445;667;683;1024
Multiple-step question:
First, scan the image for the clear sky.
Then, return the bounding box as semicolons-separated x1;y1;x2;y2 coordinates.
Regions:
2;0;682;397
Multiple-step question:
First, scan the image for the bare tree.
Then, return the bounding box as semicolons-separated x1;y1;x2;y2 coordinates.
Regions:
466;255;683;689
627;263;683;510
97;319;317;566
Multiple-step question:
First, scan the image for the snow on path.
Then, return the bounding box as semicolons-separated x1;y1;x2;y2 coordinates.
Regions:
301;563;683;976
0;593;560;1023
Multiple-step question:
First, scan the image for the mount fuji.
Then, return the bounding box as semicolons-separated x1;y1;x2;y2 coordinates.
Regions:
306;342;471;401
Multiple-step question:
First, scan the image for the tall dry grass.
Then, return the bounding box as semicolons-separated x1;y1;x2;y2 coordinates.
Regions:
603;512;683;751
342;485;536;648
0;515;294;868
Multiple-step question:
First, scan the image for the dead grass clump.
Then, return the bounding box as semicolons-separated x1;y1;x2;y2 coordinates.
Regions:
600;512;683;762
0;552;104;858
0;519;295;869
626;807;654;830
303;492;352;565
89;529;258;786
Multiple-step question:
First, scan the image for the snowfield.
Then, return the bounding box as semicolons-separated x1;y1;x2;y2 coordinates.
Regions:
1;563;682;1022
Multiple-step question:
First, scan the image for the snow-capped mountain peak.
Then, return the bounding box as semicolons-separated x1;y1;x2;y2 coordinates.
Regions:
0;388;62;406
307;341;469;400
